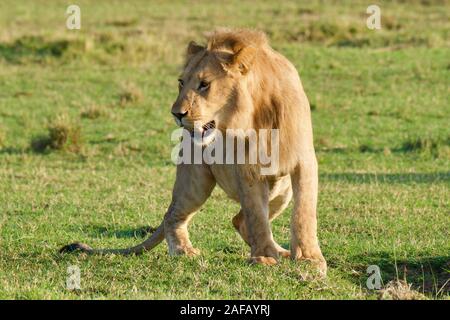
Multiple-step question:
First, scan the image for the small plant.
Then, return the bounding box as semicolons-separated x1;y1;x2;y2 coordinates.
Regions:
119;82;143;107
31;114;82;153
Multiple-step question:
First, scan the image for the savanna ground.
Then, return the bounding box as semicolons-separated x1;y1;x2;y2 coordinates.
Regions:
0;0;449;300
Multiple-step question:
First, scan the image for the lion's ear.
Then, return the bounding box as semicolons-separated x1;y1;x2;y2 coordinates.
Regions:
232;46;257;75
187;41;205;57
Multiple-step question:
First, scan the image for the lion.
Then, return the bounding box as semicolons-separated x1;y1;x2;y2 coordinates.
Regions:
60;28;327;275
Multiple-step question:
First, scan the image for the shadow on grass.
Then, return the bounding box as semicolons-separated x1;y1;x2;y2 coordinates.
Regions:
317;135;449;158
81;224;156;239
0;147;26;155
0;36;72;63
0;142;52;155
346;252;450;297
321;172;450;184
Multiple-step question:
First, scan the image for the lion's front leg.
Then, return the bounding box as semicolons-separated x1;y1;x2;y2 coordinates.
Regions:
164;163;215;256
236;170;279;265
164;205;201;257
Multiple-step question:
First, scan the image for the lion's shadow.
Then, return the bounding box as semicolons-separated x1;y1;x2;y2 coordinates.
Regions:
338;252;450;296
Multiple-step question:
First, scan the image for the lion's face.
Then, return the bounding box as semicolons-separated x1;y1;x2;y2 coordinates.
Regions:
171;41;254;145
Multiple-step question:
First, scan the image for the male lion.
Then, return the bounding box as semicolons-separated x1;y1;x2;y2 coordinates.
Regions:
61;29;327;275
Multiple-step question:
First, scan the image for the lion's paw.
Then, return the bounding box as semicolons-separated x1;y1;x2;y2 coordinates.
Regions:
293;255;327;277
278;248;291;258
249;256;278;266
171;246;201;257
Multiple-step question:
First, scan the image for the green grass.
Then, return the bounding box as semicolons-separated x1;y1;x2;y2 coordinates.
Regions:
0;0;449;299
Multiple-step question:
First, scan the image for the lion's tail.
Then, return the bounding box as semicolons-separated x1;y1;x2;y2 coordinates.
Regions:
59;224;165;256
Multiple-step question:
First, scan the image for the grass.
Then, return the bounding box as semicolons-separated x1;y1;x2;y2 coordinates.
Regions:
0;0;449;300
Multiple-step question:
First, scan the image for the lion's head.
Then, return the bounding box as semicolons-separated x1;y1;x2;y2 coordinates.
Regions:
170;29;308;176
171;29;267;145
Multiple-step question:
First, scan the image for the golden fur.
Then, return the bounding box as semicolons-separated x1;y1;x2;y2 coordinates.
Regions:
61;29;327;276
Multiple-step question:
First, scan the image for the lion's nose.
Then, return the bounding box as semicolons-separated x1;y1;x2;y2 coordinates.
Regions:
171;111;188;121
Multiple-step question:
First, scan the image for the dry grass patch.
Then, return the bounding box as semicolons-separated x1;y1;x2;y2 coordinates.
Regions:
80;104;108;119
379;280;427;300
119;82;143;107
316;137;332;149
105;19;138;28
113;142;142;156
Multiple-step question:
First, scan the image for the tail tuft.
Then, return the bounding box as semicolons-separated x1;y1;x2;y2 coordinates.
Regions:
59;242;92;254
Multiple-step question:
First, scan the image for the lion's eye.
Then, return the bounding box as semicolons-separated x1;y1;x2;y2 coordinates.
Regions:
198;80;210;92
178;79;184;88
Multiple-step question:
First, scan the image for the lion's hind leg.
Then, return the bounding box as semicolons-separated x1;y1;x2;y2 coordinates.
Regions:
232;184;292;258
